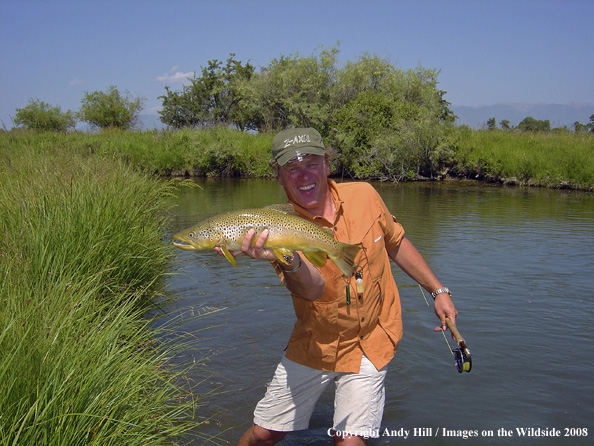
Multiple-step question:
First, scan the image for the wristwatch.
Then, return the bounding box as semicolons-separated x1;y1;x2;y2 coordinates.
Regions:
431;287;451;300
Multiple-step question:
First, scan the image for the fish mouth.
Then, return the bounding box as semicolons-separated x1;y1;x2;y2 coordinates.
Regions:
172;239;197;251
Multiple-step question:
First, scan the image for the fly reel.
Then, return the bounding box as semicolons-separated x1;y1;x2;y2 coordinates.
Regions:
452;345;472;373
446;318;472;373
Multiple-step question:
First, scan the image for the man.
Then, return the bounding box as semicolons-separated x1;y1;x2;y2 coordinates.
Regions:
219;128;458;446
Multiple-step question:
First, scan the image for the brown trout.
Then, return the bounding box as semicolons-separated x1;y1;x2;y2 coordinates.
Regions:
172;204;360;277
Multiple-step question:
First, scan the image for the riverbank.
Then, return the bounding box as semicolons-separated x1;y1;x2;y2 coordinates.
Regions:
449;127;594;189
3;127;592;190
0;137;206;444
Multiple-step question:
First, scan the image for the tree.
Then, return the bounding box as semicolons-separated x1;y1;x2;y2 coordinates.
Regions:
202;55;256;130
13;99;76;131
486;117;496;130
79;86;144;130
331;60;455;180
158;54;256;130
158;81;204;129
238;46;339;133
155;47;456;180
518;116;550;132
573;121;588;133
500;119;511;130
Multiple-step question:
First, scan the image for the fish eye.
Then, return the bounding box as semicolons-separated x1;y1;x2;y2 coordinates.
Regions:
188;231;195;238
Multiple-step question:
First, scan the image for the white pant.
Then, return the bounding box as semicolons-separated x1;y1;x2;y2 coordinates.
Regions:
253;354;387;438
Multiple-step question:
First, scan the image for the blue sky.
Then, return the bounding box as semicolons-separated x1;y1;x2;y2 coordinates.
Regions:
1;0;593;128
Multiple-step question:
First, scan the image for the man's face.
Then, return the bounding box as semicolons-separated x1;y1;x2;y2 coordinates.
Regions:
278;154;330;213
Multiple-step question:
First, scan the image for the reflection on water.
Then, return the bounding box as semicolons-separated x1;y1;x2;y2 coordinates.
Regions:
164;179;594;445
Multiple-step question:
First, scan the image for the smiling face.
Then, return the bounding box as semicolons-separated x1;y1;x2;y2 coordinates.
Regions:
277;154;332;217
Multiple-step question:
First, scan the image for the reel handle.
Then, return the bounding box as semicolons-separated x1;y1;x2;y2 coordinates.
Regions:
445;317;465;345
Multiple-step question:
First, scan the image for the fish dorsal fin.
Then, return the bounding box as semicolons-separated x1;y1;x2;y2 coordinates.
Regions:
265;203;298;215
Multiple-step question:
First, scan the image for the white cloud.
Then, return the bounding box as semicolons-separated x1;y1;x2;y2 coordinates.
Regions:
170;65;180;72
69;78;86;86
155;71;194;84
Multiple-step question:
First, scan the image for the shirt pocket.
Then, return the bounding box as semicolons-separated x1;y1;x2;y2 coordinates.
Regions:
354;213;387;284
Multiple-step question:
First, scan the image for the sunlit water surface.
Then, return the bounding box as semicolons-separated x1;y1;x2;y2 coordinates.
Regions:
162;179;594;445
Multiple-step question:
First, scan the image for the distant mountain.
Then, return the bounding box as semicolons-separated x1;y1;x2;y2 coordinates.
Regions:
451;103;594;129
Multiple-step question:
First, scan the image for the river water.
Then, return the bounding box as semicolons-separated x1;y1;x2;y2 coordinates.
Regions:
163;179;594;445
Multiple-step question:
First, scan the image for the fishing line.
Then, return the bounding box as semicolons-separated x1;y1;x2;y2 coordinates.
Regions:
418;285;452;354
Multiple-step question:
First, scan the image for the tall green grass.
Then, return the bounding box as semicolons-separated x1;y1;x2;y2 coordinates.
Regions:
1;127;273;178
451;128;594;189
0;137;207;444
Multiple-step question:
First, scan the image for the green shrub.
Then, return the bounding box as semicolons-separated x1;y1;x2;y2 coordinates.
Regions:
13;99;76;131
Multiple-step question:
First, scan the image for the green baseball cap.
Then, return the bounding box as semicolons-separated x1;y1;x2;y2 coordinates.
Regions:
271;127;325;165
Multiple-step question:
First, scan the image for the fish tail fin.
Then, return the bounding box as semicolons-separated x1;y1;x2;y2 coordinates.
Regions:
220;245;238;267
302;251;328;268
330;243;361;277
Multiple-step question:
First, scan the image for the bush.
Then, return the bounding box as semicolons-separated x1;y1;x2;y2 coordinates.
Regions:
13;98;76;131
79;85;145;130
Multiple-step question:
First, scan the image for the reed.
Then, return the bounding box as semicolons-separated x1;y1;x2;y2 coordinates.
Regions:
0;137;207;444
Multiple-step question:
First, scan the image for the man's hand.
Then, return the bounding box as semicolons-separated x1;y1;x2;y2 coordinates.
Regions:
433;293;458;332
214;228;277;261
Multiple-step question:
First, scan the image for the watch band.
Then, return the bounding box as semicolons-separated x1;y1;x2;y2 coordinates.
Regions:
431;287;451;300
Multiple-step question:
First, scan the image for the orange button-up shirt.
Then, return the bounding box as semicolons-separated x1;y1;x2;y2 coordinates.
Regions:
274;180;405;373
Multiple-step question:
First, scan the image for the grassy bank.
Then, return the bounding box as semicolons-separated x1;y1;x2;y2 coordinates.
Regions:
3;126;592;190
0;138;205;444
450;128;594;189
1;127;273;178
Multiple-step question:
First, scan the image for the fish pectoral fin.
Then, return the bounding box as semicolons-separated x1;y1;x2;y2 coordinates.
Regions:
302;251;328;268
220;245;238;267
273;248;294;265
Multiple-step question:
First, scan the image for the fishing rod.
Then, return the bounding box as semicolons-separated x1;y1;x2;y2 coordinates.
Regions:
419;286;472;374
